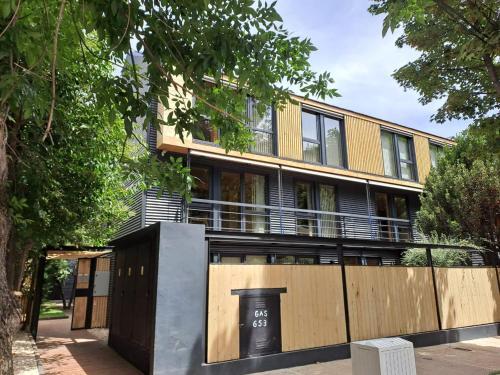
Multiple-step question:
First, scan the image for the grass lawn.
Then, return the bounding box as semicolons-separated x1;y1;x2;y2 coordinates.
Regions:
39;301;68;320
489;372;500;375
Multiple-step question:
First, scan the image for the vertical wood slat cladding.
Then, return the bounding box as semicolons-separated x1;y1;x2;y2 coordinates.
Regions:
91;258;110;328
277;101;302;160
91;297;108;328
344;116;384;175
207;265;346;363
413;135;431;182
72;297;87;329
435;267;500;329
345;266;439;341
76;259;91;289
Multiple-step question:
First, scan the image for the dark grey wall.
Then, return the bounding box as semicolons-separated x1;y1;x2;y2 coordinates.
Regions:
153;222;207;375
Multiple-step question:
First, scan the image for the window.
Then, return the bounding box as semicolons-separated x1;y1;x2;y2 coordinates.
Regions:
244;174;267;233
429;142;444;168
381;130;416;180
302;111;321;163
193;96;275;155
193;118;219;143
219;171;268;233
188;166;212;226
247;98;275;155
275;255;318;264
295;181;337;237
301;109;345;167
375;192;410;241
295;181;315;236
220;171;241;231
319;184;338;238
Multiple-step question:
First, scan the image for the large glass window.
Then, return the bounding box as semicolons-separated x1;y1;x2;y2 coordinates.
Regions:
219;171;268;232
295;181;315;236
244;174;267;233
429;143;443;168
381;130;415;180
375;192;410;241
188;166;212;226
247;98;274;155
381;131;397;177
302;109;345;167
220;171;241;231
302;111;321;163
324;117;343;167
319;184;338;237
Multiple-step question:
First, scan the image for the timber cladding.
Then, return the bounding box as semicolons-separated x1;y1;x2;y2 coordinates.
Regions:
207;264;347;363
435;267;500;329
344;116;385;175
345;266;439;341
277;101;302;160
413;135;431;182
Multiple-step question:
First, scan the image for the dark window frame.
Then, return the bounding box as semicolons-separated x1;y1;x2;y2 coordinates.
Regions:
294;179;339;237
217;167;269;233
429;141;444;168
380;128;417;181
301;107;348;168
246;97;277;156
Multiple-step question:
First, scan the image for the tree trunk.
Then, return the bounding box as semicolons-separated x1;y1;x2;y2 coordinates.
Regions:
483;54;500;98
6;241;32;292
0;110;15;375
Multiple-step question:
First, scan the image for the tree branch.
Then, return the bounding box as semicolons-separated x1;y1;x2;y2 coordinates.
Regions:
482;54;500;98
0;0;21;39
42;0;66;142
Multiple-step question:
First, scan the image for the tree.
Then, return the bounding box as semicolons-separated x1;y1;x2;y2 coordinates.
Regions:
368;0;499;130
416;130;499;255
6;44;131;293
42;260;72;308
401;234;473;266
0;1;338;373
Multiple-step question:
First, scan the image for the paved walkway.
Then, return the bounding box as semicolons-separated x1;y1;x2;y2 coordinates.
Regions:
253;337;500;375
36;316;141;375
13;331;40;375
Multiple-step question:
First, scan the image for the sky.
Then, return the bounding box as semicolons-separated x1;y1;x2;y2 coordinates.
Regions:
276;0;469;138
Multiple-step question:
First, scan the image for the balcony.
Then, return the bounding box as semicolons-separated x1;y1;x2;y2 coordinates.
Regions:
187;198;413;242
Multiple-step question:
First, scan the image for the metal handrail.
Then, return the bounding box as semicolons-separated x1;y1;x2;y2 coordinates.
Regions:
190;198;411;223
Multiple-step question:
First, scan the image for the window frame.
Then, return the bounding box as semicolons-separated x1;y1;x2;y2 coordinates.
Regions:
301;107;348;168
380;128;417;181
429;141;444;169
294;179;339;237
246;97;277;156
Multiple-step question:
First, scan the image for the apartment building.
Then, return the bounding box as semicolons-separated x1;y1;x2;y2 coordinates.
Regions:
117;89;452;266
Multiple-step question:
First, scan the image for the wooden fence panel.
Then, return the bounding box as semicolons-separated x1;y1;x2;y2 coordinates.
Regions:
435;267;500;329
207;265;346;363
346;266;439;341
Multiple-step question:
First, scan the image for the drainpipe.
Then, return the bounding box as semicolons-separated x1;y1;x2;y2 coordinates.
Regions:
277;166;284;235
183;150;191;223
365;181;374;239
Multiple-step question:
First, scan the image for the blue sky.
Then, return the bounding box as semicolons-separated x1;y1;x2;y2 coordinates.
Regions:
276;0;469;138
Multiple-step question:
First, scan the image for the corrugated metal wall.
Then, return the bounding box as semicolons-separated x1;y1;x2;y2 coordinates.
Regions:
114;190;144;239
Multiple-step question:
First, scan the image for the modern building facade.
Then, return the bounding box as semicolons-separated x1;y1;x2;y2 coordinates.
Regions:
117;87;453;266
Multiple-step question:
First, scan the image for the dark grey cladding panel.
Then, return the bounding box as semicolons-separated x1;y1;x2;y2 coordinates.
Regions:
153;222;207;375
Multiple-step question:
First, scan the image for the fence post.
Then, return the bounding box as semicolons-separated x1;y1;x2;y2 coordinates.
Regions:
427;247;442;331
492;250;500;295
338;243;351;342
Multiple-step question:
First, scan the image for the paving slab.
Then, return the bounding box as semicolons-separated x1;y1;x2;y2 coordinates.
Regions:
35;314;141;375
253;337;500;375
